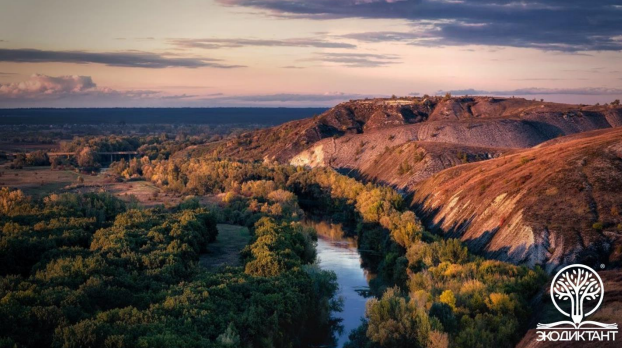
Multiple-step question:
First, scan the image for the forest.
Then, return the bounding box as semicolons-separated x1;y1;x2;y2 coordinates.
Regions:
0;188;339;347
1;134;548;347
112;156;547;347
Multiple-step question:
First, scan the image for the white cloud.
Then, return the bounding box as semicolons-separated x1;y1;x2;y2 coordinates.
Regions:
0;74;97;98
0;74;162;106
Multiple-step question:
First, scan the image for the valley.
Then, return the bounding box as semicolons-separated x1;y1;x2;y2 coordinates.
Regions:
1;97;621;348
205;96;622;273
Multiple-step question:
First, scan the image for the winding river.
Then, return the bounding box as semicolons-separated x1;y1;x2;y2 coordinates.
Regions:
313;222;374;347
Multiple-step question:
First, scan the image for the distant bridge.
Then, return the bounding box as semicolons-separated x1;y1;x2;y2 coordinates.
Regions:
48;151;139;162
46;151;138;156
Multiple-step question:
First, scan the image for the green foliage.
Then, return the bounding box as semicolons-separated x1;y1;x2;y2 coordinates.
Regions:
28;153;547;348
0;190;338;348
429;302;457;333
439;290;456;310
244;218;316;277
287;168;427;250
76;147;99;169
283;166;546;348
142;158;297;196
366;287;430;348
401;240;547;347
25;150;50;166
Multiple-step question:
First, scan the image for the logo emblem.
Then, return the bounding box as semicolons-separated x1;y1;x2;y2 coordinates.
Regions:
536;264;617;342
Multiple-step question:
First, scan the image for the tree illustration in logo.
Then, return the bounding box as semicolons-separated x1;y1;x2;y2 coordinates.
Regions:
537;264;617;329
553;267;601;324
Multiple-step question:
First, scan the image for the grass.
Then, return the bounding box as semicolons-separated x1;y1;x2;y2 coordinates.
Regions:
200;224;251;271
0;164;185;206
0;165;97;196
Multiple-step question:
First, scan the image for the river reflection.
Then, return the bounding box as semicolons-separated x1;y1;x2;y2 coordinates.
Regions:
312;221;374;347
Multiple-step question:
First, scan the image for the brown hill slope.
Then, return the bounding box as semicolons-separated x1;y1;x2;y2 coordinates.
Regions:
208;97;435;162
411;127;622;272
291;138;510;189
207;97;622;162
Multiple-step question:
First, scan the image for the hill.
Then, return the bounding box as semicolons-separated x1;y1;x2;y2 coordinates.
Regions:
209;96;621;166
198;97;622;271
411;127;622;272
287;97;621;186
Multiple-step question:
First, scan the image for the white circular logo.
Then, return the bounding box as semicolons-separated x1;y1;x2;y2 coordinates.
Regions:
551;264;603;324
537;264;617;335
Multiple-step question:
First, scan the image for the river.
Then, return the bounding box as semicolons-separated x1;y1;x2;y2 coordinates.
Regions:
314;222;374;347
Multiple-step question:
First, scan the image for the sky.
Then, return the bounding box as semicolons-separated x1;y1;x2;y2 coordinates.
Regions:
0;0;621;107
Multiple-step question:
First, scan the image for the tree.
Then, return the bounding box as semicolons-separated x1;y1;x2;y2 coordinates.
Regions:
428;331;449;348
553;267;601;324
429;302;457;333
76;147;98;169
612;99;620;106
217;323;241;346
439;290;456;310
366;287;430;348
51;156;64;169
26;150;50;166
10;154;26;169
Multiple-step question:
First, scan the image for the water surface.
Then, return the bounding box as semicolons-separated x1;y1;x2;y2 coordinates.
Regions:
316;234;372;347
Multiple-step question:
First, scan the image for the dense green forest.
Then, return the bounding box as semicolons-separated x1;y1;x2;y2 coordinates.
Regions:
0;188;339;348
107;156;547;347
1;142;548;347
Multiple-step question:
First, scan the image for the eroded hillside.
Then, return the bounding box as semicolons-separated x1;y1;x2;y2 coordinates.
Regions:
207;96;622;164
411;127;622;272
292;139;509;190
194;97;622;271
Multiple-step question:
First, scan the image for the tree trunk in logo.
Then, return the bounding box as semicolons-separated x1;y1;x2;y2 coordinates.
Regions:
538;264;616;333
553;268;601;325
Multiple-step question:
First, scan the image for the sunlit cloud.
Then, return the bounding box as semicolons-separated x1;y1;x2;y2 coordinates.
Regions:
0;74;159;101
0;74;377;107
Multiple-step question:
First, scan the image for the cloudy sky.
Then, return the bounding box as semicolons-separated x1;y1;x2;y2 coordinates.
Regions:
0;0;621;107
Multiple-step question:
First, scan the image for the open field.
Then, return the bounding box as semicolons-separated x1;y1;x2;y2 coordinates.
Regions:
0;164;189;206
0;143;60;153
0;165;98;196
0;165;250;272
200;224;251;271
